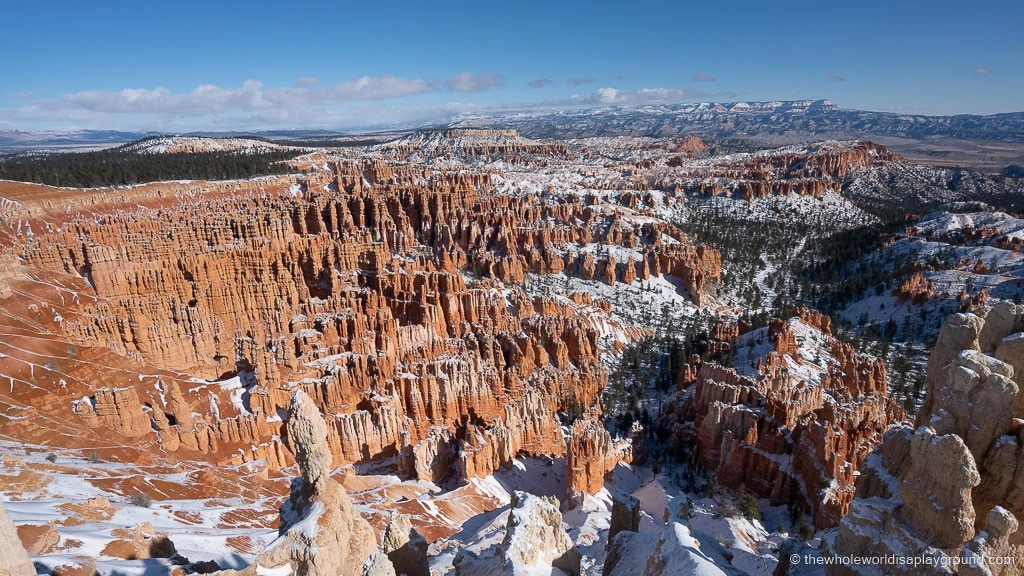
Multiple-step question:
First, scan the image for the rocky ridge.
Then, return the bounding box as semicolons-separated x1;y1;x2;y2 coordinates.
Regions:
452;490;581;576
832;302;1024;574
453;101;1024;143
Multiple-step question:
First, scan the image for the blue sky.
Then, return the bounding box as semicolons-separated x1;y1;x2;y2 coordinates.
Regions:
1;0;1021;131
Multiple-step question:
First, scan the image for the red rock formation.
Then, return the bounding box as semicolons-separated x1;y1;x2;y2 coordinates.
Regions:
16;523;60;555
565;415;632;505
657;141;900;201
711;321;741;343
767;319;799;356
75;388;151;438
100;523;176;560
797;307;832;334
892;272;935;304
959;288;991;312
657;312;904;528
0;151;722;485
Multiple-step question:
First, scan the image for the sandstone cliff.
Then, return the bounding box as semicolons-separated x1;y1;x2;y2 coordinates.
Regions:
0;153;720;489
565;415;633;506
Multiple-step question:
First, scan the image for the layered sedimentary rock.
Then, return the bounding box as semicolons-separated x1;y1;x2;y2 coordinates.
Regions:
832;302;1024;575
892;272;935;304
0;154;721;486
657;312;904;528
75;388;151;438
656;141;900;201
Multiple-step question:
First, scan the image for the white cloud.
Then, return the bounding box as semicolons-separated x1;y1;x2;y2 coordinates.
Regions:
22;76;440;117
444;72;506;92
566;76;596;86
0;80;728;132
691;74;717;82
827;73;846;82
974;67;991;76
527;78;553;88
296;76;321;86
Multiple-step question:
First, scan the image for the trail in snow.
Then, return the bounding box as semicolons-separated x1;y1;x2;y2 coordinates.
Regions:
752;237;806;313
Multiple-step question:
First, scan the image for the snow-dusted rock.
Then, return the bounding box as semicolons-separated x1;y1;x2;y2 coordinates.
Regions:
899;428;980;548
566;416;631;507
603;530;659;576
241;390;380;575
362;552;398;576
928;350;1017;458
645;523;735;576
832;309;1024;574
605;522;739;576
382;514;428;576
502;491;581;575
608;490;641;542
962;507;1021;576
0;501;34;576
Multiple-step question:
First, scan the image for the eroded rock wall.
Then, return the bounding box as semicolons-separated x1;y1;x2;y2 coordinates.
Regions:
832;302;1024;575
657;312;904;528
0;157;720;487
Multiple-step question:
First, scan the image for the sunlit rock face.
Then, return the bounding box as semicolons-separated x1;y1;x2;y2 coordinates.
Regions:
832;303;1024;575
0;140;727;487
0;131;938;574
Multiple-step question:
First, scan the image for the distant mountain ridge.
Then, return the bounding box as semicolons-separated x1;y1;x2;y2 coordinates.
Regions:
453;100;1024;142
3;99;1024;152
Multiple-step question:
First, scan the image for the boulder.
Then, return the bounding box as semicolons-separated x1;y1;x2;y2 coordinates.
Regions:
832;308;1024;574
16;522;59;555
